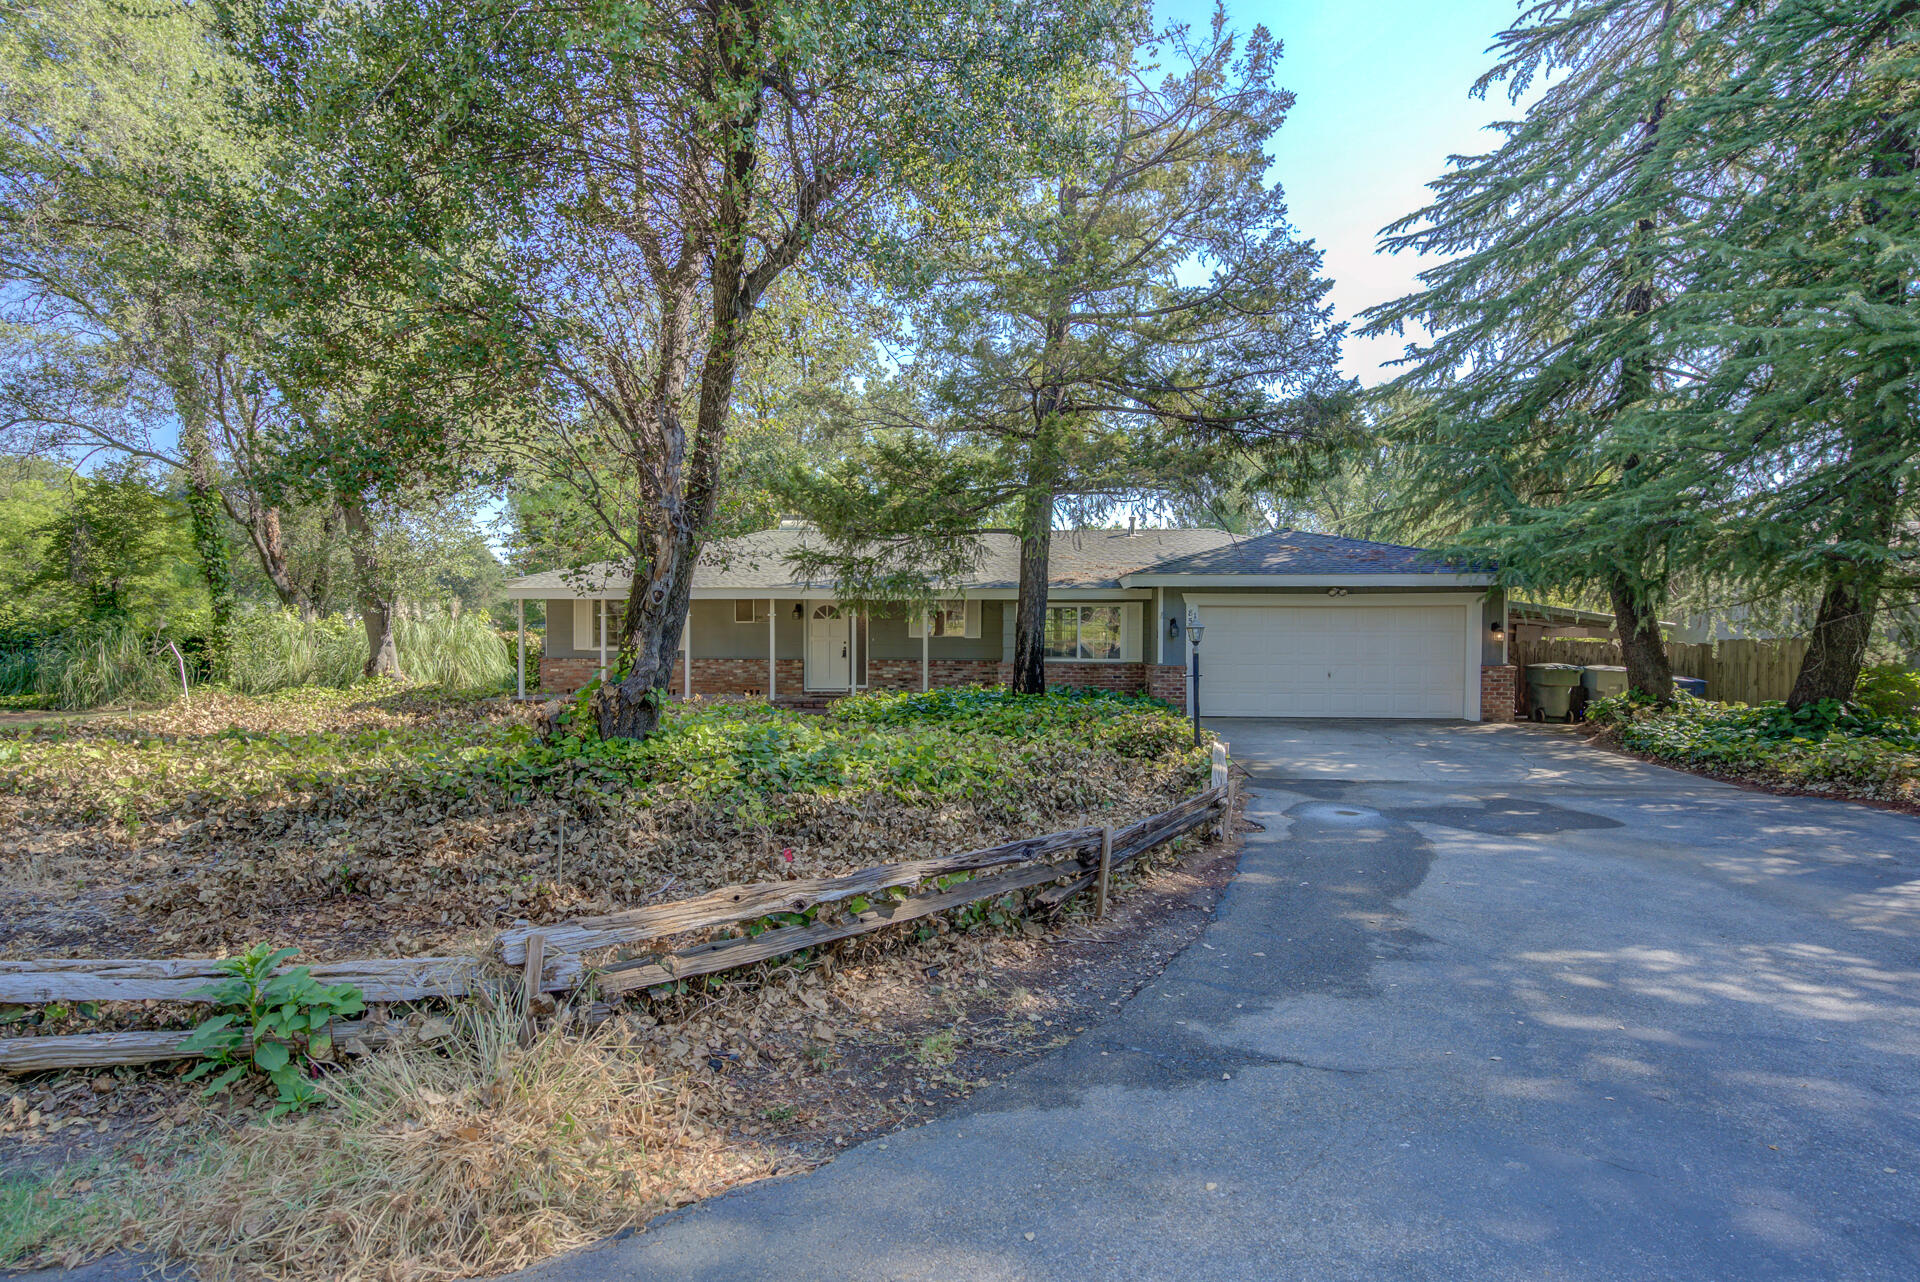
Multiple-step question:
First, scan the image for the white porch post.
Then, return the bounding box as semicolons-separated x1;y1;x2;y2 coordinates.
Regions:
596;600;607;682
766;598;776;700
851;609;860;690
516;599;526;699
921;624;929;692
682;614;692;699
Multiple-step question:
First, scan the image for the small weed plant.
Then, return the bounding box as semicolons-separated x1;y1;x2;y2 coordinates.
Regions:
180;944;366;1115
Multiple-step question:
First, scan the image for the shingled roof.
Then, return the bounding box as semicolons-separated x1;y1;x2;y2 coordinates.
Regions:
1115;529;1473;580
504;526;1485;598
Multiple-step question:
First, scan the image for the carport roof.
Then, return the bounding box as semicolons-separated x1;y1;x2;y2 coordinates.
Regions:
505;526;1491;599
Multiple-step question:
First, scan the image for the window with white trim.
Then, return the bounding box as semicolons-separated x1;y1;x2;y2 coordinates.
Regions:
734;598;770;624
1043;604;1130;660
573;600;605;649
907;599;980;638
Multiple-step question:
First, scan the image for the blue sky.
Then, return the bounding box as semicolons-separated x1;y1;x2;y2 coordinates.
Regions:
1155;0;1528;384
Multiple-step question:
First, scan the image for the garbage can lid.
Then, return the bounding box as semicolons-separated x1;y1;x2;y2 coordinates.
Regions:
1526;663;1583;671
1581;664;1626;673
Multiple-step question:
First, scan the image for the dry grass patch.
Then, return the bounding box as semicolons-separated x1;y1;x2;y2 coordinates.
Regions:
84;998;773;1281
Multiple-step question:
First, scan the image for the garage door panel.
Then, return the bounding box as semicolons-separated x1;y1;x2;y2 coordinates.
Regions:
1199;604;1467;719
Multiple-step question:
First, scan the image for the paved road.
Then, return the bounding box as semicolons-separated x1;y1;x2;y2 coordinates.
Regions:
505;720;1920;1282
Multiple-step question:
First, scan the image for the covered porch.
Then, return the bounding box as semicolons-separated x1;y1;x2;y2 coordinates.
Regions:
509;592;1001;701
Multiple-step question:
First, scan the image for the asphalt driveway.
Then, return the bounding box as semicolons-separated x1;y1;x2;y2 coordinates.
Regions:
500;719;1920;1282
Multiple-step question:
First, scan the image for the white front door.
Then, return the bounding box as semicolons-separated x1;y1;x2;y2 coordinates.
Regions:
806;605;852;691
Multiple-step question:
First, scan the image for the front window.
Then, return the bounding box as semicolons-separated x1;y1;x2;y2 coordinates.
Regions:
1045;605;1125;660
930;601;966;637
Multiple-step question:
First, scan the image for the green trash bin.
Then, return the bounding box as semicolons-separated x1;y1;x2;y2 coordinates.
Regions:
1526;663;1583;722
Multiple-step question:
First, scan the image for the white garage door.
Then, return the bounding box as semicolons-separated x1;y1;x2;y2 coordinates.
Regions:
1200;603;1470;719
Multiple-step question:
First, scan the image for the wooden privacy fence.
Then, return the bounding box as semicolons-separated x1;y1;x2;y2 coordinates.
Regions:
0;746;1235;1074
1512;636;1810;706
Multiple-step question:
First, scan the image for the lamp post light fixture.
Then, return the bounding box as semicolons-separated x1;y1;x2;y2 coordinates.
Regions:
1187;621;1205;747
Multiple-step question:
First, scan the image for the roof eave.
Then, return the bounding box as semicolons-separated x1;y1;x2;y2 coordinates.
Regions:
1117;572;1498;589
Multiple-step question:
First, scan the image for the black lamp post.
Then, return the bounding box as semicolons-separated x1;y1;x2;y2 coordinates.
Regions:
1188;621;1205;747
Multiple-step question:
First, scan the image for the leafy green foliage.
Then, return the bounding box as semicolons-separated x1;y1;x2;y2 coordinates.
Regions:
1855;666;1920;721
785;15;1347;682
0;685;1203;832
1586;692;1920;798
222;608;509;695
0;619;190;709
180;944;366;1116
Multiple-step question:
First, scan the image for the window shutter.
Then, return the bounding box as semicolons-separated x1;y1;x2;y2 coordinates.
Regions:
907;608;926;639
573;600;593;650
964;599;981;638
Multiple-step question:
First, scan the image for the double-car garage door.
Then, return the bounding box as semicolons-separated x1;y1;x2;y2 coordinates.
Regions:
1198;601;1473;719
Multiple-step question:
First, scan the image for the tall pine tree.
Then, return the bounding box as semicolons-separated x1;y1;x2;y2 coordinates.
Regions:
1363;0;1731;700
1666;0;1920;705
788;11;1345;693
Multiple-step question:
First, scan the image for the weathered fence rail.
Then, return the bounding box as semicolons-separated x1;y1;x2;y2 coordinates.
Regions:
1;756;1234;1074
0;954;583;1006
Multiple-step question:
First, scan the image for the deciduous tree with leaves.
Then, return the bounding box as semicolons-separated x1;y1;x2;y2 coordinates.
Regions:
787;10;1346;692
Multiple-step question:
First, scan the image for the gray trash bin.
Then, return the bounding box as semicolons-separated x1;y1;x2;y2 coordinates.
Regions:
1526;664;1583;722
1572;664;1628;720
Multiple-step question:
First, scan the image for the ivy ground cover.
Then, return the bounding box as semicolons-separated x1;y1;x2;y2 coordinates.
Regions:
0;684;1205;963
1587;693;1920;805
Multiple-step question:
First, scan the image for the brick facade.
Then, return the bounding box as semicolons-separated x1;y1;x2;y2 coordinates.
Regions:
866;659;1010;691
1146;663;1188;712
540;656;804;697
538;657;601;694
541;653;1188;705
1044;660;1147;695
1480;664;1518;722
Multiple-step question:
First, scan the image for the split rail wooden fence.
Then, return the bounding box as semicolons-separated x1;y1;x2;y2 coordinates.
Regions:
0;747;1235;1074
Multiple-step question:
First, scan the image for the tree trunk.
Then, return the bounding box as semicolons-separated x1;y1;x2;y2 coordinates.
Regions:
175;399;234;658
237;495;308;613
1786;127;1909;709
1010;488;1054;695
596;529;698;739
1788;576;1880;708
1608;569;1672;701
1787;469;1896;709
339;495;404;681
596;29;772;741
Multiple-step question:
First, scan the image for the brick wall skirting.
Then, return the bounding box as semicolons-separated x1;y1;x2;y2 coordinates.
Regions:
1146;663;1188;712
543;654;1178;702
866;659;1009;691
1480;664;1518;722
1044;661;1146;695
539;656;804;697
538;657;600;694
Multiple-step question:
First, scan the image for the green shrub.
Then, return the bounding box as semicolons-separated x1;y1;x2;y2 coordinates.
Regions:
1586;691;1920;798
222;610;366;693
1855;664;1920;719
395;607;511;690
222;608;511;694
0;647;37;697
31;621;189;709
180;944;365;1116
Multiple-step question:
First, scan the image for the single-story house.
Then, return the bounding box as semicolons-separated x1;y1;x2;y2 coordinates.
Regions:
504;526;1516;721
